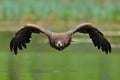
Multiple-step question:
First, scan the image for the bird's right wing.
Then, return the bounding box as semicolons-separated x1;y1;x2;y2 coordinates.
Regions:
10;24;52;54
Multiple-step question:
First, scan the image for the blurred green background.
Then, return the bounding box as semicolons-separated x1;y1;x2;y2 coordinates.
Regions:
0;0;120;80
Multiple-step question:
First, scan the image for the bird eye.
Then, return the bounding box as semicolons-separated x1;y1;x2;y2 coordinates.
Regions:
50;39;54;42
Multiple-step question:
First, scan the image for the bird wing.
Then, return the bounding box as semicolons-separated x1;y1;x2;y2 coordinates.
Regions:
68;23;111;54
10;24;52;54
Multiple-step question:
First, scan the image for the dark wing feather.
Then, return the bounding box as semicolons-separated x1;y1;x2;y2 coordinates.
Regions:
10;24;51;55
69;23;111;54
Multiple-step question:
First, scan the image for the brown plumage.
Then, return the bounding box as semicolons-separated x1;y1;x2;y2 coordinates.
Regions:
10;23;111;55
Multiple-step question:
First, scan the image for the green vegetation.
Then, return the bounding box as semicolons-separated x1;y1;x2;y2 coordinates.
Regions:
0;0;120;22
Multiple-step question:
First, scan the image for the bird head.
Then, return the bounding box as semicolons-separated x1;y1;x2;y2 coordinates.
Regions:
55;40;63;48
49;33;72;51
54;40;67;51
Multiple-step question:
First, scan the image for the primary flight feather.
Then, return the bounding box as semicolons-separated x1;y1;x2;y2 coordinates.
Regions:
10;23;111;55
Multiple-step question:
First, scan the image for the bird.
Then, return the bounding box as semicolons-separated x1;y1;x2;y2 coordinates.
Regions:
10;23;111;55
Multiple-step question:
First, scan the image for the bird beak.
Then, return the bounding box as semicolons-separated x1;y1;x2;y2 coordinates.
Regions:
56;41;63;47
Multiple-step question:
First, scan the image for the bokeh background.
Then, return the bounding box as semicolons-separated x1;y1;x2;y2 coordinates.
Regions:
0;0;120;80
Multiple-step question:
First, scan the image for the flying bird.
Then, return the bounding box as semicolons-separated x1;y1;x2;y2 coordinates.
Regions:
10;23;111;55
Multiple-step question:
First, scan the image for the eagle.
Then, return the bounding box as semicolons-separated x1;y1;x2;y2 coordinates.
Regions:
10;23;111;55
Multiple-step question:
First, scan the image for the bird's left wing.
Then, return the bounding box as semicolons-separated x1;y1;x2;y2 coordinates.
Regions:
10;24;52;54
68;23;111;54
